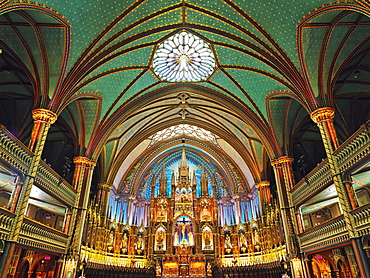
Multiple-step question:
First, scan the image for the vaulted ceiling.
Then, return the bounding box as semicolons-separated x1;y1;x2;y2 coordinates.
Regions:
0;0;369;196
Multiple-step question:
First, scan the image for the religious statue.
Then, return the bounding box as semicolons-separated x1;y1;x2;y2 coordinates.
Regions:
156;229;166;251
174;220;194;246
225;234;232;253
239;232;247;253
121;232;128;254
240;232;247;246
136;233;144;254
202;229;213;250
107;230;114;252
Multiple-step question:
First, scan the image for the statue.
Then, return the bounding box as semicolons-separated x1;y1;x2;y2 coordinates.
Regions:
121;232;128;248
225;234;232;253
240;232;247;247
174;220;194;246
108;231;114;246
204;232;211;245
136;234;144;254
156;229;166;251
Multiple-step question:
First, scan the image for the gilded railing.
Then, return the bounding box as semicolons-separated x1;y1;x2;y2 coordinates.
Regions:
292;121;370;206
0;125;33;173
18;217;68;253
0;207;15;240
81;247;147;268
351;203;370;236
221;246;287;267
0;125;76;206
291;159;331;205
36;160;76;206
335;123;370;171
299;215;349;253
299;203;370;253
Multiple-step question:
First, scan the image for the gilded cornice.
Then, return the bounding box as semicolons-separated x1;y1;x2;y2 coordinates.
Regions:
271;156;294;167
310;107;335;124
73;156;96;167
255;181;270;189
32;108;57;125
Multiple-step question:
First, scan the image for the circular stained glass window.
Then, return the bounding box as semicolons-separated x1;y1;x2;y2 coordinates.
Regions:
152;31;215;82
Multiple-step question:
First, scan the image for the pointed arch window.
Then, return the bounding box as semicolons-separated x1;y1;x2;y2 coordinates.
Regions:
149;124;218;145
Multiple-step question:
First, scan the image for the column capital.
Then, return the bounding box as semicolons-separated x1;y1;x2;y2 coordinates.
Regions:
98;182;113;190
255;181;270;189
32;108;57;124
73;156;96;167
271;156;294;167
310;107;335;124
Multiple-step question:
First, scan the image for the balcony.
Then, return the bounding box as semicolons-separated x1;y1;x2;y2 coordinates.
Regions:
0;125;76;206
18;217;68;253
299;203;370;253
292;121;370;206
0;207;15;240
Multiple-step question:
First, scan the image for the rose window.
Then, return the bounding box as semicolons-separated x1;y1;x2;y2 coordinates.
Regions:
152;31;215;82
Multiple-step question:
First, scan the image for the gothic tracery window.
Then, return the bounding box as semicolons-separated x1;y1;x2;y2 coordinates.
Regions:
152;31;216;82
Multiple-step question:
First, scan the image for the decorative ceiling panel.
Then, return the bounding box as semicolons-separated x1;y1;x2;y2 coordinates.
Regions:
224;68;288;118
80;69;144;117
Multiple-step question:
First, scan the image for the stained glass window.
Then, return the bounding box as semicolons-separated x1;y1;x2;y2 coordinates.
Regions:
152;31;215;82
149;124;218;145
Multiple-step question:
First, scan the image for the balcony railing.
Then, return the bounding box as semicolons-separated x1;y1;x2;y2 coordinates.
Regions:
81;246;147;268
292;121;370;206
18;217;68;253
0;125;76;206
351;203;370;236
299;203;370;253
291;159;332;206
221;246;287;267
0;207;15;240
0;125;33;173
36;160;76;206
299;215;349;253
0;208;69;253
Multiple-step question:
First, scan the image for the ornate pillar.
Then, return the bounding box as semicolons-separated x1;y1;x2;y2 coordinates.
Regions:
311;107;369;278
0;108;57;278
8;179;23;213
271;156;303;278
60;156;96;278
69;156;96;253
255;181;271;214
98;182;113;219
63;209;72;234
343;180;358;210
303;256;314;278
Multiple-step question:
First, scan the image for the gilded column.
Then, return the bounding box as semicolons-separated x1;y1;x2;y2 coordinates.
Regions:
67;157;96;254
0;108;57;278
11;109;57;238
343;180;358;210
255;181;271;215
98;182;113;219
271;156;304;278
8;180;23;213
311;107;369;278
60;156;96;278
